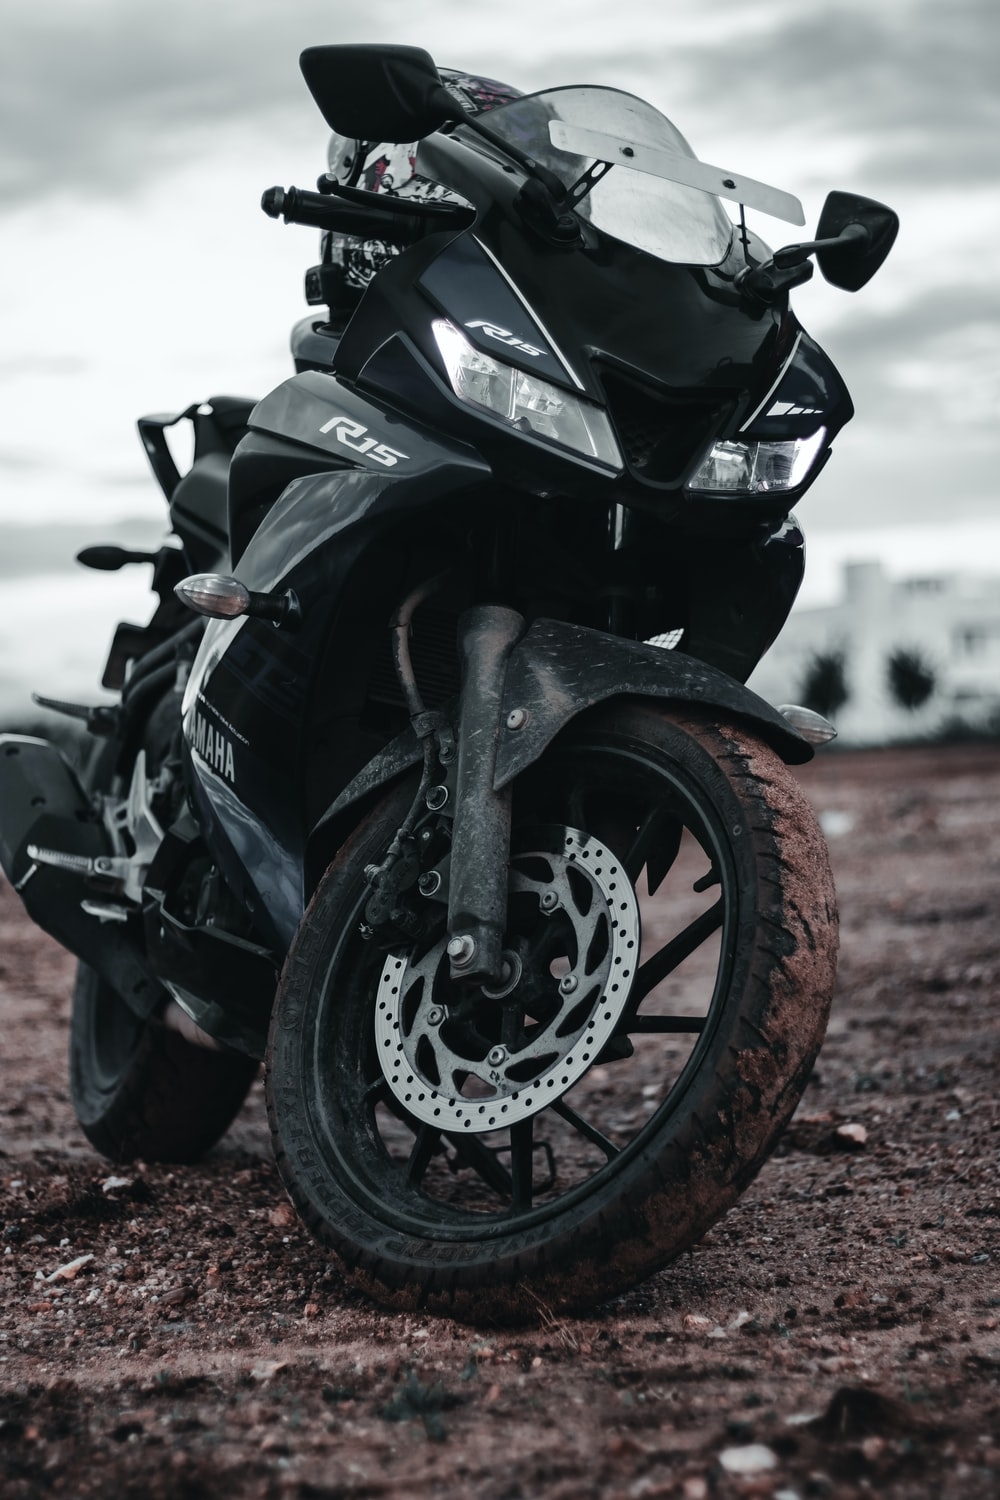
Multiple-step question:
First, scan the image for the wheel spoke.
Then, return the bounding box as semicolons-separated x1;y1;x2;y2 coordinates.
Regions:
363;1075;391;1106
551;1097;620;1160
448;1133;513;1199
567;784;588;832
405;1124;441;1187
627;899;724;1008
624;804;675;885
509;1118;534;1211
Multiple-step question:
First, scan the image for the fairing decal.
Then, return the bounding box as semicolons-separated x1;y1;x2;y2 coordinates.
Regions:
740;327;853;442
417;235;577;390
469;237;586;389
249;369;486;476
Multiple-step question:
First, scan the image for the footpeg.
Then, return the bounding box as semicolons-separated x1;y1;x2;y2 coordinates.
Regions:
25;844;128;884
81;900;131;924
25;844;97;877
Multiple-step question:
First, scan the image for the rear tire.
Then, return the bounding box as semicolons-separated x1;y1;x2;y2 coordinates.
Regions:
266;705;837;1319
67;702;259;1164
70;964;259;1163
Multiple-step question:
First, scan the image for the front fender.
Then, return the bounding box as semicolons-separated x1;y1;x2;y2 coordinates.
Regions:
310;618;811;868
493;618;811;782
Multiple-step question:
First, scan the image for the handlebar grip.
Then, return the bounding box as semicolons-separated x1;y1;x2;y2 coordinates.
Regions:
261;185;428;245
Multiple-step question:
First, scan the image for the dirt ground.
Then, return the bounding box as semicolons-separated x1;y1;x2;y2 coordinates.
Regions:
1;742;998;1499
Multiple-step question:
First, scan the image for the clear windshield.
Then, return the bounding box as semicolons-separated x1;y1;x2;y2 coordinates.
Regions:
481;86;735;267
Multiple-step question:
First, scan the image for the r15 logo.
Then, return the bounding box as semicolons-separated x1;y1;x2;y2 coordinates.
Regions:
319;414;409;467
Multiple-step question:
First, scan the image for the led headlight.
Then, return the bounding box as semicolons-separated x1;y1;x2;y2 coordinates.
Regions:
431;319;621;469
686;428;827;494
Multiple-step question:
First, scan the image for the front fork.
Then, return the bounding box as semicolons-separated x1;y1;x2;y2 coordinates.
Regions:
444;605;522;984
361;601;524;987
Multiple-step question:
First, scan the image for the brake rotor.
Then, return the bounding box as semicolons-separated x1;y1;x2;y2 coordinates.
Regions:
375;826;641;1132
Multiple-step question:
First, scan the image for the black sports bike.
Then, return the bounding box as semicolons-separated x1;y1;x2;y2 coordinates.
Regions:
0;45;896;1319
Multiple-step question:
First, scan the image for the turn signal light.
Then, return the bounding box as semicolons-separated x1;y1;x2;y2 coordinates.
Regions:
777;703;837;745
175;574;299;626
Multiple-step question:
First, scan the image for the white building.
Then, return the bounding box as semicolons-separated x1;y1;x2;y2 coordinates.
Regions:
749;560;1000;745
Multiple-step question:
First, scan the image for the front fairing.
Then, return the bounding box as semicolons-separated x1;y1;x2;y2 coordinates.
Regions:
336;134;851;529
413;126;771;403
320;85;849;525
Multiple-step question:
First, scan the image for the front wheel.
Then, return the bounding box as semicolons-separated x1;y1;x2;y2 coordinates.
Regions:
266;705;838;1319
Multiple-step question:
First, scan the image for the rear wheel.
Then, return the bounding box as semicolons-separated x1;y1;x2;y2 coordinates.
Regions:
70;965;259;1163
266;705;837;1319
68;708;259;1164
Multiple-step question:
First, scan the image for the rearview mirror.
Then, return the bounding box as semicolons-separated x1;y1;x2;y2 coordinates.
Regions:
299;44;458;143
816;191;899;291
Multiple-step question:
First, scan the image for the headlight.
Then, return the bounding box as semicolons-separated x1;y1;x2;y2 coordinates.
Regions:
686;428;827;494
431;319;622;469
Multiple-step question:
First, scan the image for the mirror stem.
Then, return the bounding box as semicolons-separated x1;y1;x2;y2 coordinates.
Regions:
773;221;871;270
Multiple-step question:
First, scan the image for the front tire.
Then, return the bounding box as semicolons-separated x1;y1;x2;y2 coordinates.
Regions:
266;705;837;1319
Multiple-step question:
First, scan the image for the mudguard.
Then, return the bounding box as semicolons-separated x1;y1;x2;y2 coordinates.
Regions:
310;617;811;860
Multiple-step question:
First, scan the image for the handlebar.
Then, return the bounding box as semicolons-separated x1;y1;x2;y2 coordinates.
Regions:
261;184;471;246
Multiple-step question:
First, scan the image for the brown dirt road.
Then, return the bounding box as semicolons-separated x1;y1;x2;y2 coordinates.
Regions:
1;743;998;1499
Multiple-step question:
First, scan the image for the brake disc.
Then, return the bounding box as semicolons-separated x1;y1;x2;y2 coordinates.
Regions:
375;826;641;1132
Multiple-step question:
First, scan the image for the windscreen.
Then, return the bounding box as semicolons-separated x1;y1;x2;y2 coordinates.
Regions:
482;86;735;266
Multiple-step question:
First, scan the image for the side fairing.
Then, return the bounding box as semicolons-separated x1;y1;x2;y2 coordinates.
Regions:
181;374;490;949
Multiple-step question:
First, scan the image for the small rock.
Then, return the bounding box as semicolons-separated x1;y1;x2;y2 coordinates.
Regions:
268;1202;297;1229
303;1302;320;1318
160;1284;193;1307
719;1443;778;1476
835;1123;868;1148
45;1254;94;1283
606;1435;640;1458
101;1176;134;1195
682;1479;709;1500
861;1435;886;1461
683;1314;715;1335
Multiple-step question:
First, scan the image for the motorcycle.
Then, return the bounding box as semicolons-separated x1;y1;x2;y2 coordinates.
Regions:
0;44;896;1319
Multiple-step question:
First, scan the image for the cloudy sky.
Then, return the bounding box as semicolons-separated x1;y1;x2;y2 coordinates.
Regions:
0;0;997;708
